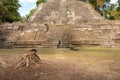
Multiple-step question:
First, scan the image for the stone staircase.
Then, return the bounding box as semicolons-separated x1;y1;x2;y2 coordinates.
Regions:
41;42;70;48
12;41;42;48
70;40;100;47
12;41;70;48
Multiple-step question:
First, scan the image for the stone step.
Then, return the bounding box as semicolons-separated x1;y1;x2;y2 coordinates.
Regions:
12;41;70;48
71;40;100;45
41;42;70;48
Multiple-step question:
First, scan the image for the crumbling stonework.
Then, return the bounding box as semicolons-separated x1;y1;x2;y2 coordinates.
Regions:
0;0;120;48
29;0;103;24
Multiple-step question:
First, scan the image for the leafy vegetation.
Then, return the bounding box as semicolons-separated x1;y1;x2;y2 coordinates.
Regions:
36;0;46;7
0;0;21;22
82;0;120;20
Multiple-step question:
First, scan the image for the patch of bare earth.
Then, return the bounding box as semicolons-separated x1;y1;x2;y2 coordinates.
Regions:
0;53;120;80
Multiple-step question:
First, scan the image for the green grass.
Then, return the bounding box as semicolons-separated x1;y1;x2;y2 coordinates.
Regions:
0;47;120;60
33;47;119;60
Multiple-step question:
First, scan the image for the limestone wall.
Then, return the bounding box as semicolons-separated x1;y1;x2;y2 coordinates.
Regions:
70;21;120;47
1;20;120;48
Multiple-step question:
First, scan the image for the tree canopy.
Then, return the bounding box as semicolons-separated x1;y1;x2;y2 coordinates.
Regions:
0;1;11;22
82;0;120;20
0;0;21;22
36;0;46;7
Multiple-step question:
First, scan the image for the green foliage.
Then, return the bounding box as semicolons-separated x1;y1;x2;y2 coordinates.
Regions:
21;15;28;21
36;0;46;6
82;0;120;20
0;0;21;22
0;1;12;22
29;8;36;17
23;8;36;21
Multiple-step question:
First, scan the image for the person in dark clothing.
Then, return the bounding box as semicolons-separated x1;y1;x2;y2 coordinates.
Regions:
57;40;61;48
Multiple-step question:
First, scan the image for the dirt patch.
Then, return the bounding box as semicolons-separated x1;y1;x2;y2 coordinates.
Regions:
0;60;107;80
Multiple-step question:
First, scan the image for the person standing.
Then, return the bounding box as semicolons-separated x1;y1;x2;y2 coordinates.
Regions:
57;40;61;48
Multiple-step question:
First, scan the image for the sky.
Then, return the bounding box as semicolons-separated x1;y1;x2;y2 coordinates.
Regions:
110;0;118;4
19;0;37;17
18;0;118;17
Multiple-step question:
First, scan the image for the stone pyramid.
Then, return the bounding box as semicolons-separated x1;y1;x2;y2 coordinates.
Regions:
29;0;104;24
27;0;120;48
2;0;120;48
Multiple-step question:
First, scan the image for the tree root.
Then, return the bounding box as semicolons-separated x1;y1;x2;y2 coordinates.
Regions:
0;60;8;68
15;53;41;69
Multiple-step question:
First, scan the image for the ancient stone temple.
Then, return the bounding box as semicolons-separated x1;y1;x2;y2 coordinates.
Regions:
29;0;104;24
1;0;120;48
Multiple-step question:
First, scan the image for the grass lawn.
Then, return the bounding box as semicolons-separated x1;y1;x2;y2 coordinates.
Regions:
0;47;120;59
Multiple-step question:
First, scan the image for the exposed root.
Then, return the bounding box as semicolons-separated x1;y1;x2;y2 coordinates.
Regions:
15;53;41;69
0;60;8;68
